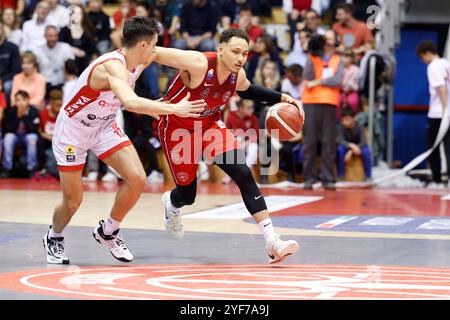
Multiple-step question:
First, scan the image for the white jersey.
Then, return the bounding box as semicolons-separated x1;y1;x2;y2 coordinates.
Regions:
427;58;450;119
60;50;143;128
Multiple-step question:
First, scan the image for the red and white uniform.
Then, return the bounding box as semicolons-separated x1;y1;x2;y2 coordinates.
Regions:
53;50;142;171
158;52;241;185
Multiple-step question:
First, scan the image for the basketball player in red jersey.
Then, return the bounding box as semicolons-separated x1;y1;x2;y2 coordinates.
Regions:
155;28;304;264
42;16;206;264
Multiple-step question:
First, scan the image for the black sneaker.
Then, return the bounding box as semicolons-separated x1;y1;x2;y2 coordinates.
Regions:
43;229;70;264
93;220;134;262
303;180;314;190
323;182;336;190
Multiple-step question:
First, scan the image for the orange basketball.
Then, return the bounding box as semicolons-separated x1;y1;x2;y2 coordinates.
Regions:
265;102;304;141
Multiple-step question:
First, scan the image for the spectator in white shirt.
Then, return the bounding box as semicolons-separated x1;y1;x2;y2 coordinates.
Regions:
34;25;75;94
33;0;70;29
281;64;303;99
416;40;450;188
21;1;49;53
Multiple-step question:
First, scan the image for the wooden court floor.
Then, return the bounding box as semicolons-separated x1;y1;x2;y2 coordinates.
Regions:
1;179;450;299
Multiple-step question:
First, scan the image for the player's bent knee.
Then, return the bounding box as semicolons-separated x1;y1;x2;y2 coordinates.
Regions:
64;197;82;214
126;170;146;189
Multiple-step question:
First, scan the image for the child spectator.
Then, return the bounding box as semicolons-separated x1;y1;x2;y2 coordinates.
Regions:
281;63;303;100
1;90;40;178
62;59;79;106
37;89;62;178
336;107;371;181
338;49;360;118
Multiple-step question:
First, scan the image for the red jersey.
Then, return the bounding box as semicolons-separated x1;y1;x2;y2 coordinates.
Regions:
39;109;57;135
163;52;238;130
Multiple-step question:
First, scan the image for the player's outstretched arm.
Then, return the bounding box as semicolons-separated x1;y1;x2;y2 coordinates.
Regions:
235;69;305;120
154;46;207;75
102;60;206;118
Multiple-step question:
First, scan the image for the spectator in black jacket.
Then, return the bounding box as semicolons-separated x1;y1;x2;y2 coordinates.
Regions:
86;0;112;55
1;90;40;178
173;0;218;52
0;21;21;100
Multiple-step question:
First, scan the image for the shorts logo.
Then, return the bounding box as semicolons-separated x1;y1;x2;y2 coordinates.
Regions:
66;155;76;162
216;120;226;129
177;172;189;183
65;146;75;155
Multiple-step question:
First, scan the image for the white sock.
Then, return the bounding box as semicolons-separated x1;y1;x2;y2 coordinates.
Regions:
49;227;62;239
258;218;276;244
166;193;180;214
103;217;121;235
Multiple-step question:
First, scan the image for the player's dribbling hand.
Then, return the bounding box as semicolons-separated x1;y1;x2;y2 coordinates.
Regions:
173;92;206;118
281;93;305;121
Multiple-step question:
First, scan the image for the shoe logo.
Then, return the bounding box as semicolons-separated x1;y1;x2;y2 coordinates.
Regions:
254;195;262;200
263;223;271;227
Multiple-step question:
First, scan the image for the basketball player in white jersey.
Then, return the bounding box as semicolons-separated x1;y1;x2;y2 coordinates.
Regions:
43;16;206;264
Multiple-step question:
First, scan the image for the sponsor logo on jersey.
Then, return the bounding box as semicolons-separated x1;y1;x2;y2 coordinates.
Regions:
65;96;91;117
200;88;210;99
200;106;221;117
87;113;116;121
207;69;214;80
112;122;126;138
177;172;190;183
80;119;93;127
231;73;237;84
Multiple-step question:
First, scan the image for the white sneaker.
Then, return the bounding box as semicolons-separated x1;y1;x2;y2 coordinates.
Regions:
82;171;98;182
147;170;164;184
198;161;209;181
162;191;184;240
102;172;118;183
92;220;134;262
266;235;299;264
427;182;445;189
43;229;70;264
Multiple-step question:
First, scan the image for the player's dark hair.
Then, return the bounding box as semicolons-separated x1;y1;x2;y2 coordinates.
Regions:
122;16;159;48
220;28;249;44
342;107;355;118
416;40;438;56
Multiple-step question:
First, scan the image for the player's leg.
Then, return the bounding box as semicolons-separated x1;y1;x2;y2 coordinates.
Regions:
209;124;299;264
159;116;199;240
91;124;145;262
44;169;84;264
44;119;88;265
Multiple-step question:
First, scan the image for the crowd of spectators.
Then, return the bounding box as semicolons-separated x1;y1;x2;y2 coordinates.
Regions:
0;0;379;187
